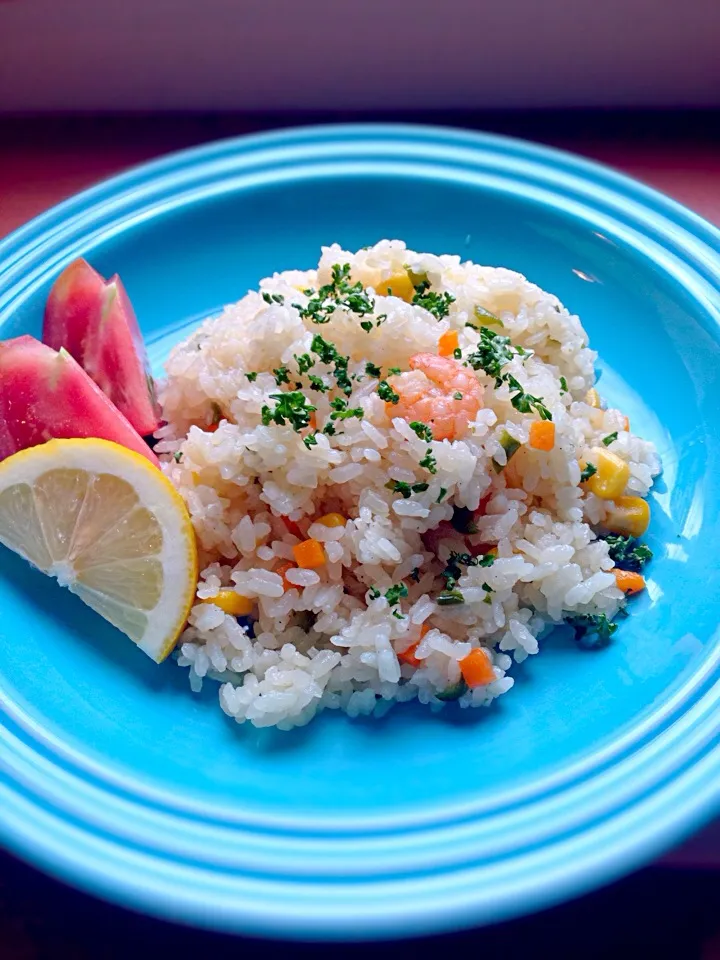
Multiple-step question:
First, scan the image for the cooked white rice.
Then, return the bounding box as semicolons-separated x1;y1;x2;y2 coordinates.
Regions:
156;240;660;730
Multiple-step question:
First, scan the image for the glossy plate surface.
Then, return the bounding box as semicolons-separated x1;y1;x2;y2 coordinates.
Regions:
0;125;719;939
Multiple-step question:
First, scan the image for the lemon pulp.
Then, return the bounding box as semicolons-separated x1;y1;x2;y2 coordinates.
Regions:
0;438;197;661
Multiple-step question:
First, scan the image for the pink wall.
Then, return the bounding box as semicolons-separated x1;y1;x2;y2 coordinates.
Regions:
0;0;719;112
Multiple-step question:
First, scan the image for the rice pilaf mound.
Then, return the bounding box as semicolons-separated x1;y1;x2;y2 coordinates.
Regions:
156;240;660;730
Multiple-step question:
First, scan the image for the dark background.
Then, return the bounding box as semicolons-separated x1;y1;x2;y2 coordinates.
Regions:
1;109;719;958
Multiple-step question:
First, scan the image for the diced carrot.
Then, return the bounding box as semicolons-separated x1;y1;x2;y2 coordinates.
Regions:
398;624;430;667
282;516;304;539
293;538;326;569
459;648;495;687
398;641;421;667
274;560;297;591
529;420;555;451
438;330;459;357
613;569;646;595
308;411;317;430
205;422;219;434
622;415;630;431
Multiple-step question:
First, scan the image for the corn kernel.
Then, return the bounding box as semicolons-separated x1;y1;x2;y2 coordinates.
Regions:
317;512;346;528
201;589;253;617
375;272;415;303
585;388;602;408
606;496;650;537
584;447;630;500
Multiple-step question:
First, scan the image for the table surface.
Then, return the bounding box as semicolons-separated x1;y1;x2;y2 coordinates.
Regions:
1;112;719;957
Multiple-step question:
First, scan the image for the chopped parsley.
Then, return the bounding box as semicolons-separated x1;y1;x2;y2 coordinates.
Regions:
580;462;597;483
570;613;618;650
308;374;330;393
453;347;462;360
436;487;448;503
329;397;363;421
261;391;316;431
419;450;438;474
409;421;433;442
559;376;568;393
360;321;373;332
294;353;315;374
387;367;401;376
603;534;653;571
506;375;553;421
467;327;517;381
384;583;409;606
303;433;318;449
602;431;618;446
245;371;258;382
453;391;463;400
412;288;456;320
261;291;285;305
173;451;183;463
365;361;382;378
322;422;336;436
272;366;290;385
386;480;431;499
378;380;400;404
309;335;352;395
441;551;495;590
300;263;375;325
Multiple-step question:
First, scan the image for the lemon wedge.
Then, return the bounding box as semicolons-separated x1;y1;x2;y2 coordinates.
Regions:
0;438;197;662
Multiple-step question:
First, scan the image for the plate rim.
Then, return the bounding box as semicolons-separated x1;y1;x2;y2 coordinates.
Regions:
0;122;719;939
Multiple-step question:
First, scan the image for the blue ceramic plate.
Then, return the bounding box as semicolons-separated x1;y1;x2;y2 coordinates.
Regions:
1;125;719;939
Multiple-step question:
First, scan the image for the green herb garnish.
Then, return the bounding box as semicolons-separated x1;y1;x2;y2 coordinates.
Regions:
603;534;653;571
384;583;409;606
303;433;318;449
409;421;433;442
570;613;618;649
506;375;553;421
173;451;183;463
262;291;285;305
295;353;315;374
466;327;517;381
245;372;258;382
412;288;455;320
308;374;329;393
378;380;400;404
329;398;364;421
559;376;568;393
602;431;618;446
436;487;448;503
580;462;597;482
365;361;382;378
261;391;316;431
419;450;438;474
273;366;290;385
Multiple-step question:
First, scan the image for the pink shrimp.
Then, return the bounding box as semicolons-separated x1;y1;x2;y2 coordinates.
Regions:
386;354;484;440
